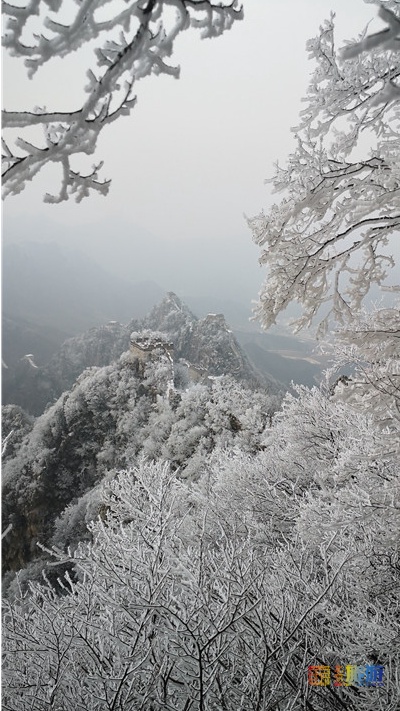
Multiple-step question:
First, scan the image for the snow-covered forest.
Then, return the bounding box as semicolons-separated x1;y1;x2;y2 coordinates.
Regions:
2;1;400;710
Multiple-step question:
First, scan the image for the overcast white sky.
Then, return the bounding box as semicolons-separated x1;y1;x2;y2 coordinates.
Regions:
2;0;384;310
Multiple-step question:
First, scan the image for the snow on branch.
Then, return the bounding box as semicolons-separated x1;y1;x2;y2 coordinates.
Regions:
249;5;400;334
2;0;243;202
342;3;400;58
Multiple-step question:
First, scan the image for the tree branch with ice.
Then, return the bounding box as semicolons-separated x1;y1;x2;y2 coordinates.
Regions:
249;4;400;334
2;0;242;202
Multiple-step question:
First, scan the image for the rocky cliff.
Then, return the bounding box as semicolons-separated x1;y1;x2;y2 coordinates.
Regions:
3;293;273;416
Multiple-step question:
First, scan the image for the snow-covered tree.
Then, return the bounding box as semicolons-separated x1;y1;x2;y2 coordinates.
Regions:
248;1;400;334
330;304;400;459
2;0;242;202
1;404;34;461
2;458;373;711
4;459;301;710
214;384;400;706
5;438;400;710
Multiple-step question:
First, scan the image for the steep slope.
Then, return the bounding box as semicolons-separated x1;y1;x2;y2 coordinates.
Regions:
43;321;133;399
141;291;197;351
2;346;275;583
2;315;71;367
2;241;165;405
142;292;270;390
2;405;35;462
2;322;133;416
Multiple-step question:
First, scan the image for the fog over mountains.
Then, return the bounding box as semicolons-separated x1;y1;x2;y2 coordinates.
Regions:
3;241;324;412
3;241;165;343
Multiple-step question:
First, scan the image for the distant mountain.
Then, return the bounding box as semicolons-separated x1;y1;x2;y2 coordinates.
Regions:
2;315;71;368
3;241;165;338
2;321;134;416
2;241;166;407
44;321;133;398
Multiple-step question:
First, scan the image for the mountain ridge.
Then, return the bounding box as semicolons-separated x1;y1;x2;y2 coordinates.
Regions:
3;292;274;416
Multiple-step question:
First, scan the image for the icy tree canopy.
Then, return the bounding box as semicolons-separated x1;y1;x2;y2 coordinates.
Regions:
249;2;400;333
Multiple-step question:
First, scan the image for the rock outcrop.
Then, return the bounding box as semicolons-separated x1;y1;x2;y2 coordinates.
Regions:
3;293;273;415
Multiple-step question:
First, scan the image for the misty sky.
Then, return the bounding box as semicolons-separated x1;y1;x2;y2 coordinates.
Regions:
2;0;388;313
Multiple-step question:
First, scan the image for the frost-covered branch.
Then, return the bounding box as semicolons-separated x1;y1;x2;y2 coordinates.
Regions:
342;3;400;58
2;0;243;202
249;3;400;333
3;444;400;709
331;305;400;448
